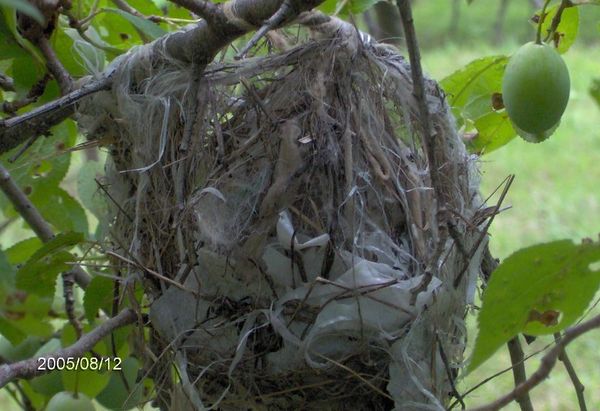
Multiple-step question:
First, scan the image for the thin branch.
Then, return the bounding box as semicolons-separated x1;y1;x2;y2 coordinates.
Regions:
0;163;90;288
453;174;514;288
1;0;327;153
0;74;112;154
506;337;534;411
36;37;73;95
469;312;600;411
168;0;221;25
0;73;15;91
544;0;572;45
437;333;465;409
0;309;136;388
536;0;552;44
396;0;447;283
554;332;587;411
236;0;296;59
395;0;439;198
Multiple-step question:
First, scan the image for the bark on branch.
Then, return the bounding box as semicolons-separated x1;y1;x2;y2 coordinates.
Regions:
0;0;326;154
0;309;137;388
469;312;600;411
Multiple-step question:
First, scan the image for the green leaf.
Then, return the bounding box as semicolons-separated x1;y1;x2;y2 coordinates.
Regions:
0;0;44;24
345;0;379;14
15;232;84;297
590;78;600;109
31;187;89;234
441;55;508;115
469;239;600;373
16;251;71;297
96;357;143;410
440;56;515;154
77;158;109;221
0;316;27;344
318;0;337;14
535;3;579;53
0;335;43;361
65;26;107;72
61;324;110;397
0;248;15;288
103;8;167;40
468;111;517;154
5;237;43;265
0;120;77;217
83;275;115;322
24;232;84;263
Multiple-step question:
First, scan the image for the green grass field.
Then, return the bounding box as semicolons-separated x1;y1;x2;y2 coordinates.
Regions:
415;1;600;409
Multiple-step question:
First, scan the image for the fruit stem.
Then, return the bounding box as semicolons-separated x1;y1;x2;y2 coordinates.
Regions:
536;0;553;44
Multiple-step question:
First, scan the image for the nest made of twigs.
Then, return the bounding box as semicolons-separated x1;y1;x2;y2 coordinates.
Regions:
77;19;482;410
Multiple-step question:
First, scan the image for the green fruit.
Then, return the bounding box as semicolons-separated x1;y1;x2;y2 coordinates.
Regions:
45;391;95;411
502;41;570;142
30;339;63;396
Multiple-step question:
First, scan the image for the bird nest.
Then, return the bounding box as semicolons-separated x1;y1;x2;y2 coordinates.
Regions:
78;18;483;411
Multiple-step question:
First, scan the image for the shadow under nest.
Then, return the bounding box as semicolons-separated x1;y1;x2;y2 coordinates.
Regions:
80;21;482;411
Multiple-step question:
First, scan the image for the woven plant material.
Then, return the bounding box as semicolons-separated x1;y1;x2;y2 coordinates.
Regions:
77;17;483;410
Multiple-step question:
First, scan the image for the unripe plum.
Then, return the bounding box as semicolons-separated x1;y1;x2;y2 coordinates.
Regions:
502;42;570;142
45;391;95;411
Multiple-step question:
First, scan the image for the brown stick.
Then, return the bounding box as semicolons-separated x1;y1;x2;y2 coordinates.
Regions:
469;312;600;411
507;337;534;411
0;309;137;388
0;164;90;288
555;332;587;411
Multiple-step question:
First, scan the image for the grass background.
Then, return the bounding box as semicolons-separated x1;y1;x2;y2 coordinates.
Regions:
1;0;600;409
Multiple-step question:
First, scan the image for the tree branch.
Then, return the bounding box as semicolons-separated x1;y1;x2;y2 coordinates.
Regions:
36;37;73;95
0;309;137;388
469;312;600;411
555;332;587;411
506;337;534;411
235;0;297;59
0;163;90;288
0;0;327;154
168;0;221;26
0;73;15;92
0;74;112;154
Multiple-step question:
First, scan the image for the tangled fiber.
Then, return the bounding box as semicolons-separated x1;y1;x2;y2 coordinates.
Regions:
78;16;484;411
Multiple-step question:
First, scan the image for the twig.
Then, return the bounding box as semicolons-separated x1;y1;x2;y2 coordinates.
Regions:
0;309;136;388
544;0;572;44
396;0;447;284
236;0;296;59
0;73;15;91
536;0;552;44
63;271;83;338
36;37;73;95
482;252;534;411
506;337;534;411
2;74;51;116
1;0;328;153
168;0;222;26
437;333;465;409
468;312;600;411
453;174;514;288
554;332;587;411
0;163;91;288
0;74;112;154
395;0;440;202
